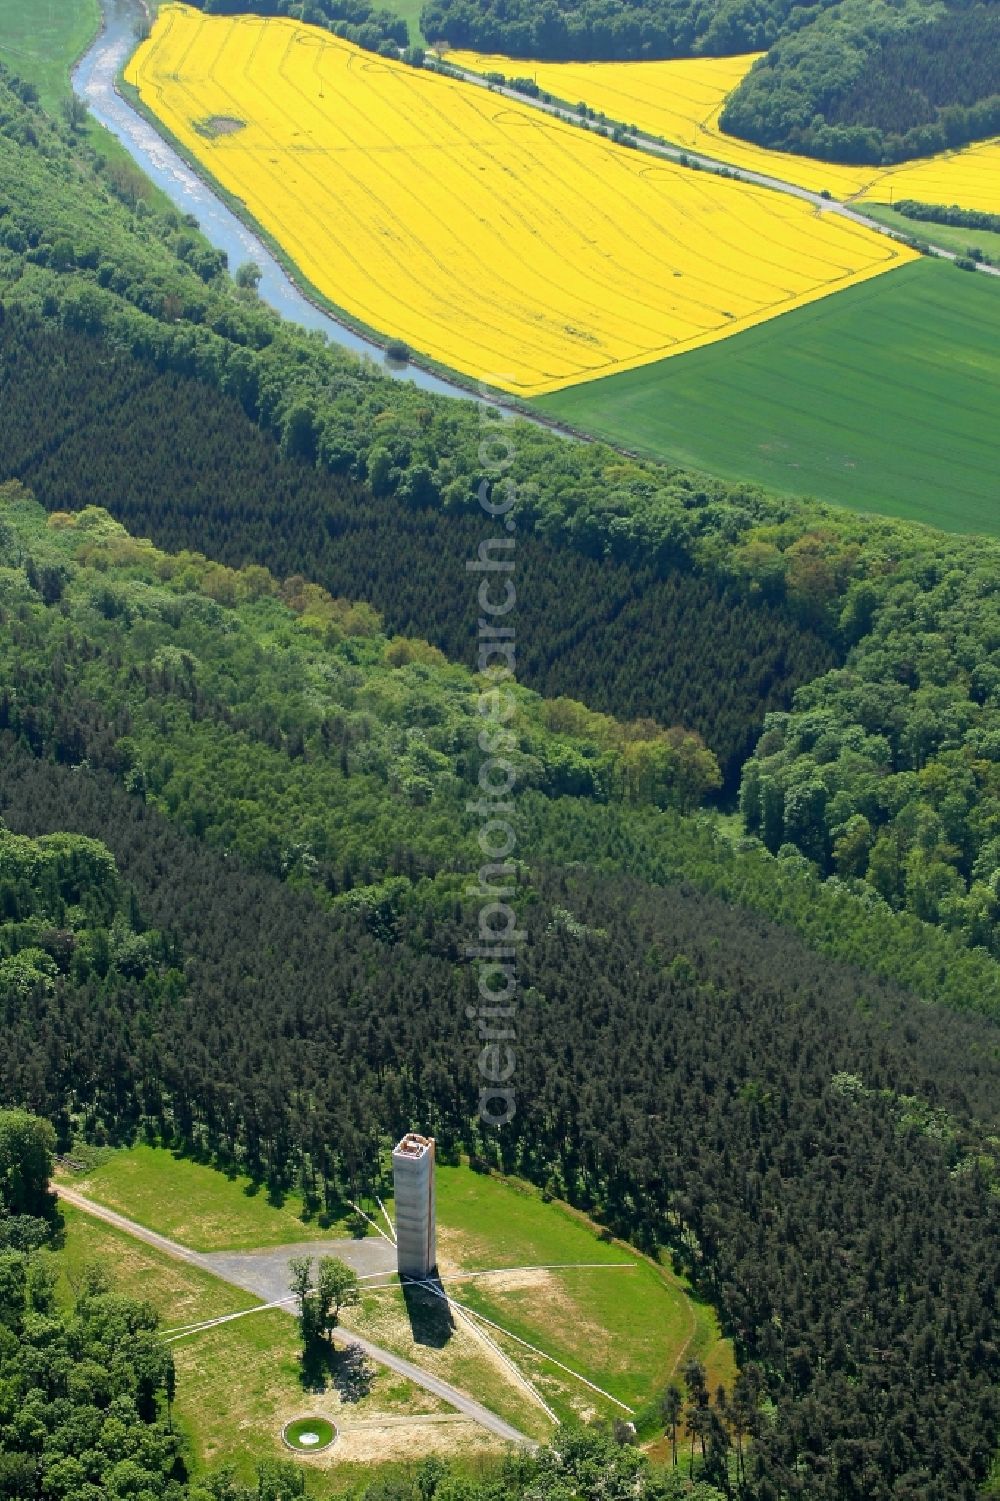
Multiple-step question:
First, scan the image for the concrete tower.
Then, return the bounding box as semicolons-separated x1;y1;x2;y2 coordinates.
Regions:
392;1133;436;1280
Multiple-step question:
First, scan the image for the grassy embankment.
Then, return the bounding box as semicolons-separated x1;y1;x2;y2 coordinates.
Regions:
0;0;177;214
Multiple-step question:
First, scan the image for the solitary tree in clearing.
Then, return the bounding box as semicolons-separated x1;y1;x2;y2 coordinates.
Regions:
289;1255;361;1361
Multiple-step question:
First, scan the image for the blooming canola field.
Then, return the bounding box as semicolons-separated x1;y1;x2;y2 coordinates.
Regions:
129;5;914;396
446;49;1000;216
858;139;1000;218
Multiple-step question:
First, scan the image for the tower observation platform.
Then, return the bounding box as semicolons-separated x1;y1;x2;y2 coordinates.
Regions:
392;1133;437;1280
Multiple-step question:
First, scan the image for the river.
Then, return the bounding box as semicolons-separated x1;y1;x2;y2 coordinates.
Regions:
71;0;474;399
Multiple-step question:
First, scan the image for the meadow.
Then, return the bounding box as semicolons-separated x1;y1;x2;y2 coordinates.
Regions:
432;1165;734;1419
538;257;1000;533
863;202;1000;264
127;4;912;396
446;47;1000;214
67;1143;359;1248
53;1206;475;1492
0;0;96;109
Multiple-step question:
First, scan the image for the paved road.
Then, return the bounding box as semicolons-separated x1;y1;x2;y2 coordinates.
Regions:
441;59;1000;279
56;1185;534;1447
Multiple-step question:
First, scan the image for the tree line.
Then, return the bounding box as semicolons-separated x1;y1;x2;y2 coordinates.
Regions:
189;0;411;56
895;198;1000;234
420;0;840;60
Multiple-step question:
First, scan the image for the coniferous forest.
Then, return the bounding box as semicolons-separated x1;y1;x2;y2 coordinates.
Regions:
0;44;998;1501
0;315;835;792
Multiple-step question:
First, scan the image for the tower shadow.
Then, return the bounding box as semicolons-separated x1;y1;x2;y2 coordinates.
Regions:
401;1275;455;1348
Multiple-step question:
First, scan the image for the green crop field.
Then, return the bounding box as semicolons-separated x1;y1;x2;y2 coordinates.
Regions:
538;258;1000;536
0;0;97;110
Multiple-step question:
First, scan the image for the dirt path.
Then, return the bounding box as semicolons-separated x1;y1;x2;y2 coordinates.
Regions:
56;1185;534;1447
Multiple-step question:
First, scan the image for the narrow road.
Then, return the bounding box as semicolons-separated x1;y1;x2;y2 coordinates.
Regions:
56;1185;535;1448
440;59;1000;278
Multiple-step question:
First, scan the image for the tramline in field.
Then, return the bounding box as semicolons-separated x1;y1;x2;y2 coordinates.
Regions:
446;47;1000;216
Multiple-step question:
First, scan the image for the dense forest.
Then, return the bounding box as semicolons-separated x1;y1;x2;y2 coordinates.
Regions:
2;48;1000;1499
1;494;1000;1499
720;0;1000;164
738;547;1000;949
420;0;834;59
0;486;725;894
4;762;999;1498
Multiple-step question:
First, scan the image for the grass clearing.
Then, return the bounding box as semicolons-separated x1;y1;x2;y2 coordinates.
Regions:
127;4;912;397
53;1206;466;1491
66;1143;360;1249
344;1282;554;1442
62;1147;733;1445
538;257;1000;535
433;1165;734;1417
0;0;97;111
389;0;428;45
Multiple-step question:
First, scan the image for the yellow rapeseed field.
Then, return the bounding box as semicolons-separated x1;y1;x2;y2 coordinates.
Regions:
856;139;1000;217
128;5;913;396
446;48;1000;215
